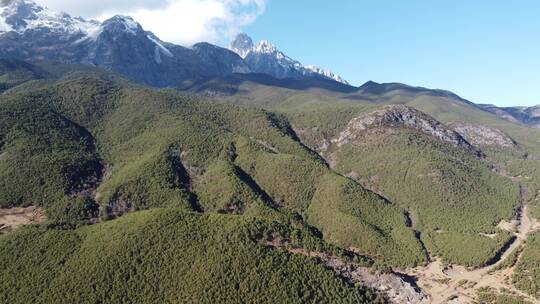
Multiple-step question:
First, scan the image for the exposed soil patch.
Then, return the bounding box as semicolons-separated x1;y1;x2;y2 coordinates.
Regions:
0;206;46;233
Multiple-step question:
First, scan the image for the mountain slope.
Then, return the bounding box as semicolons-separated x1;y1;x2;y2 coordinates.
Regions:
0;58;46;91
0;61;427;269
323;105;519;267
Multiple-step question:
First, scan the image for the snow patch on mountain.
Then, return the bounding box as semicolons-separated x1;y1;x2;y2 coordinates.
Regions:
75;18;102;40
147;34;173;64
305;65;349;85
0;6;12;32
147;35;173;57
102;15;140;35
254;40;303;69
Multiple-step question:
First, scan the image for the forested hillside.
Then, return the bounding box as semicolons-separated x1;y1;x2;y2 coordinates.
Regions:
1;60;540;303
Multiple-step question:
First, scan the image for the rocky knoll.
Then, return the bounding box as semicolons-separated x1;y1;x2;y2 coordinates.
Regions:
451;123;519;150
331;105;481;156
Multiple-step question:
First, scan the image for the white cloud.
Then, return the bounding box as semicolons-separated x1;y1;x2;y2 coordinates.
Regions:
35;0;266;46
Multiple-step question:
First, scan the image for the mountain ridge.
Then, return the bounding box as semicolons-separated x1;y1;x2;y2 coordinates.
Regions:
228;33;349;85
479;104;540;129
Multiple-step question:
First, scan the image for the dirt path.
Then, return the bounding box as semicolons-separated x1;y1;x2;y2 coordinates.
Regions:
0;206;46;233
405;185;540;303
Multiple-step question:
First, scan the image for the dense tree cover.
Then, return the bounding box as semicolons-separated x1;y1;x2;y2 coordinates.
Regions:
196;160;264;213
191;61;540;291
501;157;540;219
233;136;328;213
422;231;514;268
333;130;519;233
0;98;102;209
0;59;46;91
230;138;425;267
513;232;540;297
329;130;519;266
476;287;532;304
0;209;383;304
0;74;318;212
48;196;100;227
307;173;427;268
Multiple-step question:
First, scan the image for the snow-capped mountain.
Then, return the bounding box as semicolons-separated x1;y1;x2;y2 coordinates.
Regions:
0;0;249;87
0;0;349;88
229;33;349;85
304;65;348;85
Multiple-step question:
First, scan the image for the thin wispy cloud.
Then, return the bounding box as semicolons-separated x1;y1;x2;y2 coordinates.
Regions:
36;0;267;45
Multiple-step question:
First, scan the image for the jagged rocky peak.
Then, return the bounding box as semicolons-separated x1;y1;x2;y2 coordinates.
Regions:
101;15;142;35
304;65;349;85
228;32;350;85
0;1;143;40
253;39;279;54
450;123;519;150
229;32;254;58
333;104;481;155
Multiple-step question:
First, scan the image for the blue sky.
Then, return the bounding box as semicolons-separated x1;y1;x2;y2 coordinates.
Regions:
243;1;540;107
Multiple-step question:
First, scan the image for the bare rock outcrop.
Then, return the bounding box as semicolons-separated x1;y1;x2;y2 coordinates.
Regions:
320;254;430;304
330;105;481;156
451;123;519;149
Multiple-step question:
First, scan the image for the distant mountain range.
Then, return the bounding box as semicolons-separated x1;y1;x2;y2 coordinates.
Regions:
0;0;347;87
478;104;540;129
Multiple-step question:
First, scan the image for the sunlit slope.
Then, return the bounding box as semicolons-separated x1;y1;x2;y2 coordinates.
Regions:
200;76;540;155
